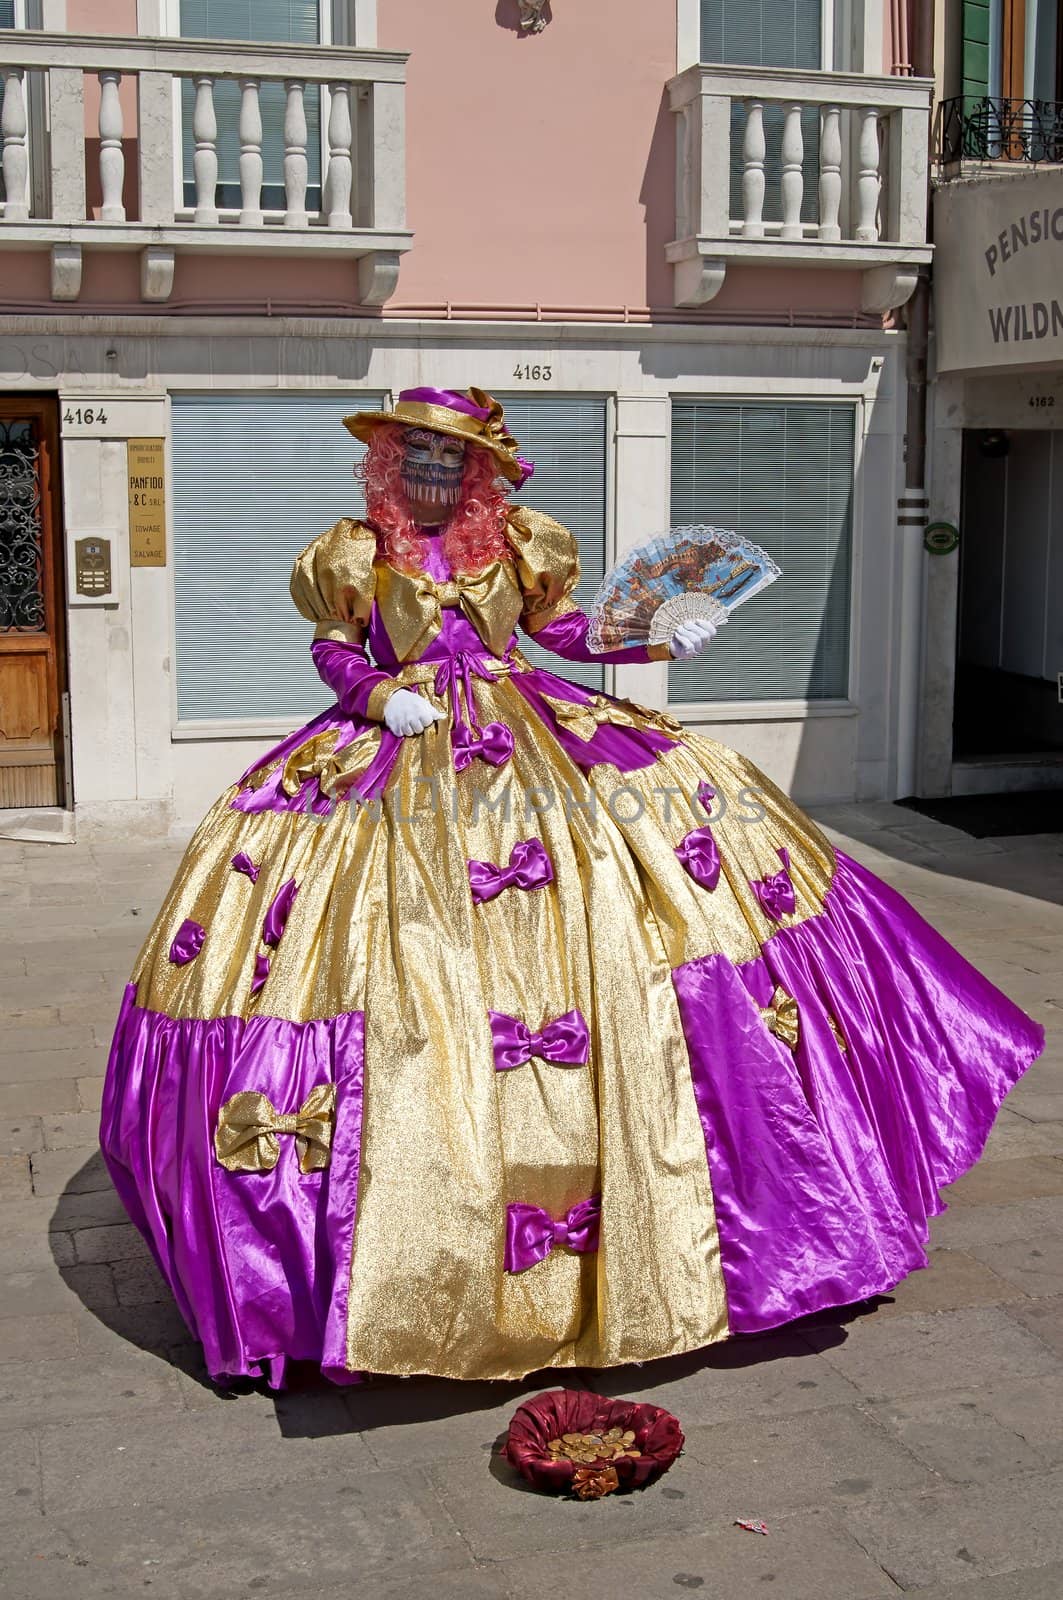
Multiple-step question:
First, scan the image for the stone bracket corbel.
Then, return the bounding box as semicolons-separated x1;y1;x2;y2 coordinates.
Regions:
141;246;175;302
861;265;919;314
356;249;402;307
51;243;82;302
666;239;727;308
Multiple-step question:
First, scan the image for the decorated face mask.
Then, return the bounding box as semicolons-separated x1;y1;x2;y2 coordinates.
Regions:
401;426;467;518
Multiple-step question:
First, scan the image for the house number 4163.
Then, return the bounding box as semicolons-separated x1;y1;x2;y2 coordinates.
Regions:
512;364;553;381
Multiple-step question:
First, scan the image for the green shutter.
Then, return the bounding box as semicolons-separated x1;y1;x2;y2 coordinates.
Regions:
0;3;16;28
962;0;991;98
172;393;381;722
500;395;608;691
669;400;854;704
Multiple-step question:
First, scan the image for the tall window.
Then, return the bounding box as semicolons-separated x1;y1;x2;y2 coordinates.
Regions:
669;400;854;704
172;393;381;722
700;0;824;228
178;1;323;211
500;395;608;692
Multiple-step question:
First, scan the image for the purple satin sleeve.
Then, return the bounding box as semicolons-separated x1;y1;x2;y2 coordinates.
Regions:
310;638;395;721
525;607;665;665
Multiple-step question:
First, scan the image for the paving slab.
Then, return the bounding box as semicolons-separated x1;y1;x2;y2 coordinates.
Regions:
905;1560;1063;1599
844;1466;1063;1590
802;1307;1063;1401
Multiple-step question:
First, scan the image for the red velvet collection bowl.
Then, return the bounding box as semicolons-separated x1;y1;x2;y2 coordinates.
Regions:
503;1389;684;1499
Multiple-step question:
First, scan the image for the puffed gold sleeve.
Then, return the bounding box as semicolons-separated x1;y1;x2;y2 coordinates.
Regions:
289;518;379;646
505;507;584;635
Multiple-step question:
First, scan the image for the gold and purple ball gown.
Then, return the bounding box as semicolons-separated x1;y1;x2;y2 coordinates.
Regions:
101;508;1044;1388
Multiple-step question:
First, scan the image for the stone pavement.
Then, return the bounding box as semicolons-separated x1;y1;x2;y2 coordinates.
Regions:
1;802;1062;1600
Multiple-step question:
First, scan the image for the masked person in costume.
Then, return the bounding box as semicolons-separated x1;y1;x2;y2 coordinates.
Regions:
101;387;1044;1390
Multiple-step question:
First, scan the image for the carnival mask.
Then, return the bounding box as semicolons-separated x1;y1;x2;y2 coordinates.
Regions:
401;426;467;521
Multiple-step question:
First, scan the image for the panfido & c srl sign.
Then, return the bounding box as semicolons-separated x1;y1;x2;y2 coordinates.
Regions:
934;169;1063;373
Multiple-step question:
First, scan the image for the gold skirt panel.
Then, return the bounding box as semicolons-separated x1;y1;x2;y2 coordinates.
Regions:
129;676;837;1379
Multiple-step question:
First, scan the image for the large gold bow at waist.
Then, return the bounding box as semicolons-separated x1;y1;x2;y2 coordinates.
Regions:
540;692;643;743
281;726;380;799
214;1084;336;1174
374;559;523;662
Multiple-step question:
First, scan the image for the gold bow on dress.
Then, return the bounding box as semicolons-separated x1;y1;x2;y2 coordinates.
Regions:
541;692;641;743
214;1085;336;1174
280;727;381;799
760;988;800;1050
373;560;523;662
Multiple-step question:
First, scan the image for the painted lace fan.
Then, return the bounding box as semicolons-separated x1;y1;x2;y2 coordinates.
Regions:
585;525;782;654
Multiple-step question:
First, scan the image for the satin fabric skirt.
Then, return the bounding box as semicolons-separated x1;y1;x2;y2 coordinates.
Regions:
101;669;1044;1386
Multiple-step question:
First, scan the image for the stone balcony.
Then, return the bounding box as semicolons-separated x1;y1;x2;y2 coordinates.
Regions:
0;30;410;304
667;64;933;313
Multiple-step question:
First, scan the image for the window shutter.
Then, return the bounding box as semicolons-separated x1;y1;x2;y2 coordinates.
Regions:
500;395;608;691
669;401;854;704
179;1;322;211
0;4;16;28
172;393;381;722
962;0;991;98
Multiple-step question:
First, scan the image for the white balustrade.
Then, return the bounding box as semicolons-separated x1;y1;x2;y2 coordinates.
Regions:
818;105;842;242
855;107;881;242
779;103;804;239
740;101;765;239
1;67;29;221
324;82;353;230
238;78;263;227
97;69;125;222
283;79;308;228
192;76;218;225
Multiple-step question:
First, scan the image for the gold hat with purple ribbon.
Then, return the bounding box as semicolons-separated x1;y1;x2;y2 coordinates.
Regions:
343;386;535;488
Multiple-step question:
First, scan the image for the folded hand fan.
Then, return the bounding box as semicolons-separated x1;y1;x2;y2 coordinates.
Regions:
585;525;781;654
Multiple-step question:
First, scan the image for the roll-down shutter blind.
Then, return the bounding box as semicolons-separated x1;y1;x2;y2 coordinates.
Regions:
500;395;608;692
669;400;854;704
172;393;380;721
179;1;322;211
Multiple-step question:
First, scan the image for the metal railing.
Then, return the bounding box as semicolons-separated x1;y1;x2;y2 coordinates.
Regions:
938;96;1063;168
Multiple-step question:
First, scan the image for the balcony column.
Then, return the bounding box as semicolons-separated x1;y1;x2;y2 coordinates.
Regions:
283;80;309;228
741;101;765;238
855;107;881;242
325;82;353;229
779;103;804;240
192;77;218;225
818;106;842;242
238;79;263;227
98;70;125;222
1;68;29;222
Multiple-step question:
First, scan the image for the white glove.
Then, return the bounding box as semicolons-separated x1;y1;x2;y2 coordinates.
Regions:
668;617;723;659
383;687;446;737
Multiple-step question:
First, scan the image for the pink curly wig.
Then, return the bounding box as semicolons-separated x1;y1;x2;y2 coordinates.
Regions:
356;424;512;576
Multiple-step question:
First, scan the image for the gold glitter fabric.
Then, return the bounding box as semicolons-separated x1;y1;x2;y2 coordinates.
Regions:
122;514;841;1382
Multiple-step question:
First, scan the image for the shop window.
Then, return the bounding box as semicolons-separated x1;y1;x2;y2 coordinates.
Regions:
669;400;854;704
499;395;608;692
172;393;381;722
177;1;323;212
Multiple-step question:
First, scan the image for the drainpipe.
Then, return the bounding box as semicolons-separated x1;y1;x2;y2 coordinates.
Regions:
895;270;931;798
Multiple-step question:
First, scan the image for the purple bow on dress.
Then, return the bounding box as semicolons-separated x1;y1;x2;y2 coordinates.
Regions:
468;838;554;903
169;918;205;966
488;1007;590;1071
433;651;515;773
230;852;260;883
675;826;721;892
752;847;796;921
504;1195;602;1273
262;878;299;947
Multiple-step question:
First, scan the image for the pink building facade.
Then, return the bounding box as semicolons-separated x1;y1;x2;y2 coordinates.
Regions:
0;0;934;834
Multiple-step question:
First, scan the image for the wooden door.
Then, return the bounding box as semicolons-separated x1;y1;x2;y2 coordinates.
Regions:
0;396;67;808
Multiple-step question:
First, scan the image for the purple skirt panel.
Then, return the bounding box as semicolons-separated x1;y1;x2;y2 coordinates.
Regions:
100;986;365;1388
673;848;1045;1334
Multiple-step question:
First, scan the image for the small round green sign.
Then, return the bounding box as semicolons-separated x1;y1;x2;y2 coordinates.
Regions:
924;521;959;555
